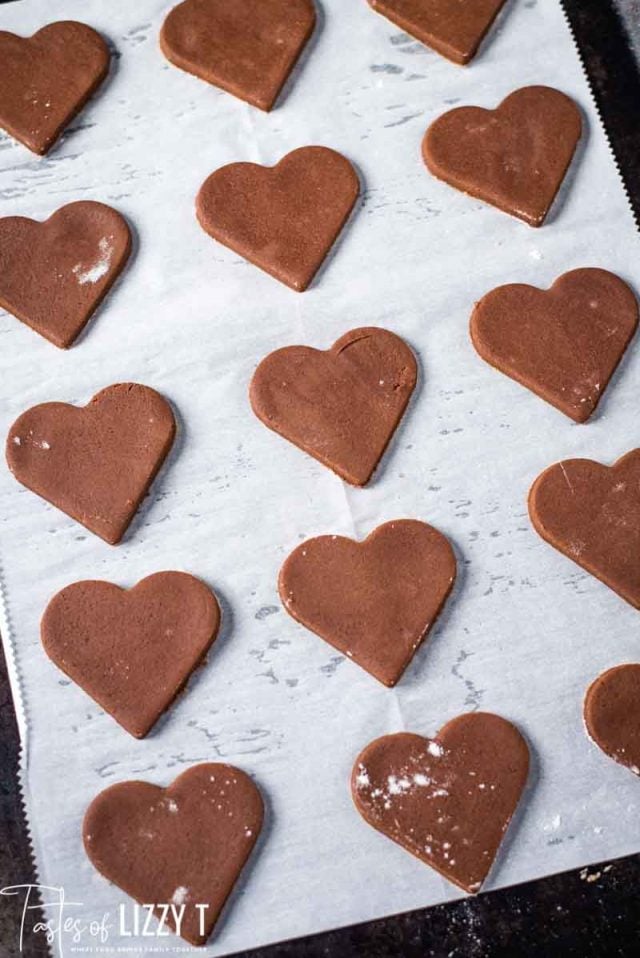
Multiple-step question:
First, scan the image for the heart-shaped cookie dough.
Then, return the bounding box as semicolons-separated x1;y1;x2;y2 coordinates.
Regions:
160;0;316;111
250;327;416;485
423;86;582;226
84;763;264;946
352;712;530;893
0;21;110;155
0;201;132;348
367;0;507;65
196;146;359;291
279;519;456;686
584;664;640;775
41;572;220;738
471;269;638;422
529;450;640;608
6;383;176;545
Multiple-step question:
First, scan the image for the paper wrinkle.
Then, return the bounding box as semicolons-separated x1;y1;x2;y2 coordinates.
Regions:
1;1;640;956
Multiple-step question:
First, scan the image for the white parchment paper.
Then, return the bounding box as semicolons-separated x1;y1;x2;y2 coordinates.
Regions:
1;0;640;954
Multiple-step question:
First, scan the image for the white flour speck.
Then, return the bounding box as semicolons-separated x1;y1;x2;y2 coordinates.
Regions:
543;814;562;832
166;799;179;813
355;766;370;788
12;436;20;446
72;236;114;285
387;775;411;795
427;741;444;758
171;886;188;905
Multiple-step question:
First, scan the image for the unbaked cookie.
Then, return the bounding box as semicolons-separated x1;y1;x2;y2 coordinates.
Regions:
367;0;507;65
160;0;316;111
529;450;640;608
250;327;416;485
584;664;640;775
471;268;638;422
196;146;359;291
0;21;110;154
6;383;176;545
423;86;582;226
279;519;456;685
352;712;530;893
83;763;264;945
0;201;132;348
41;572;220;738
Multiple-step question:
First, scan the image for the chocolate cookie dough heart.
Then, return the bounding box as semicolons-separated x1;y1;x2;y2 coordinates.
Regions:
196;146;359;291
6;384;176;545
352;712;530;893
250;327;416;485
84;763;264;945
423;86;582;226
0;21;110;155
529;450;640;608
0;201;132;348
160;0;315;111
367;0;507;65
42;572;220;738
471;269;638;422
279;519;456;686
584;665;640;775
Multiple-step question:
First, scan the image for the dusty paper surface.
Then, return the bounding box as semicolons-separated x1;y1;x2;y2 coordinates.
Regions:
1;0;640;954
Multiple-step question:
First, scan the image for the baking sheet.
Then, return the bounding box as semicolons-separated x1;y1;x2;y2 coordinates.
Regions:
1;0;640;954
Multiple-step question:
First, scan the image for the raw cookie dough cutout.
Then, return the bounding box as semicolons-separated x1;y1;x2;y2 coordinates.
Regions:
41;572;221;738
471;268;638;422
196;146;359;291
6;383;176;545
0;201;132;348
352;712;530;893
250;327;417;485
160;0;316;111
423;86;582;226
529;450;640;608
83;763;264;946
367;0;508;65
0;21;110;154
584;664;640;775
279;519;456;686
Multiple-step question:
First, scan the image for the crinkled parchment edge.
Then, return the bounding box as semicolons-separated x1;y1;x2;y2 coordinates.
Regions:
558;0;640;232
0;553;51;956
